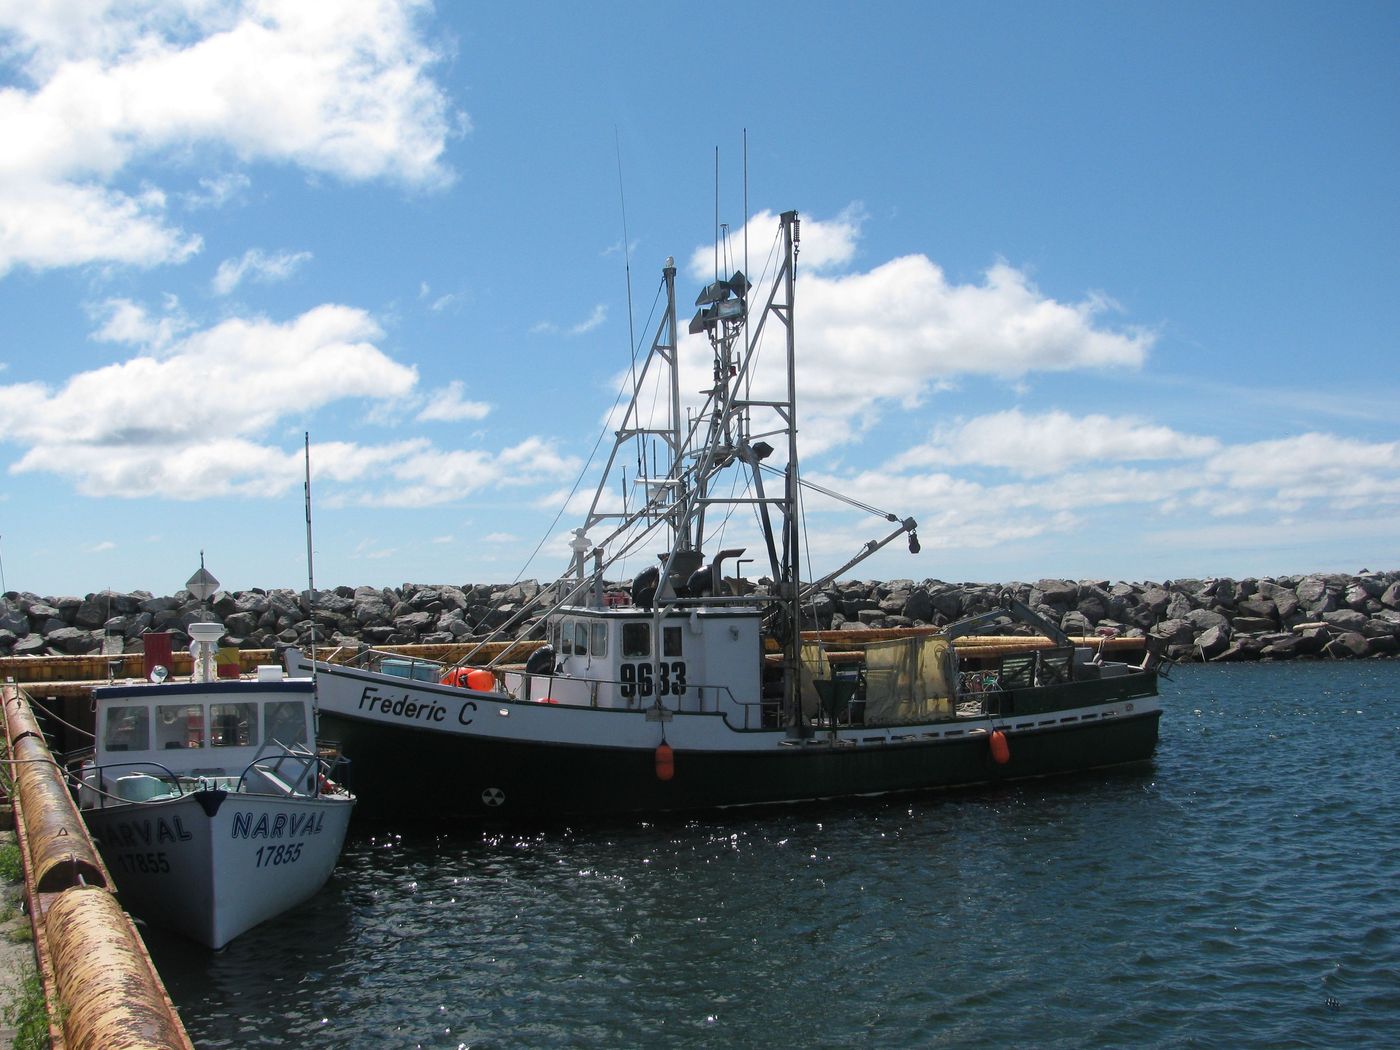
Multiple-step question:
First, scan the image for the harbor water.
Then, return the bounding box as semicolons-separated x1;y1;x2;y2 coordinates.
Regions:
148;661;1400;1048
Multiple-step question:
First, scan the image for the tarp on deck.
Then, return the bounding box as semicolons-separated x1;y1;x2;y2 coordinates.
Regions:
799;640;829;720
862;635;953;726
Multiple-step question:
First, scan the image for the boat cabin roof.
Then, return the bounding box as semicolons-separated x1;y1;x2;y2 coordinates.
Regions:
556;602;763;620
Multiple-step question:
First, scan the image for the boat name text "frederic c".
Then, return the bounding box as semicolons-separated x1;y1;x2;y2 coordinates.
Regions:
356;684;476;726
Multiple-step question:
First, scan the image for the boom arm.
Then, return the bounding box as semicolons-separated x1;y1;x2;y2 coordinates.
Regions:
944;591;1073;647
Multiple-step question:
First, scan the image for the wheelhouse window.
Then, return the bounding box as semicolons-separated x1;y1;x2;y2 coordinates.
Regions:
574;621;589;656
622;622;650;658
264;701;309;747
210;703;257;747
103;707;149;752
157;704;204;749
559;618;574;654
663;625;683;658
590;621;609;658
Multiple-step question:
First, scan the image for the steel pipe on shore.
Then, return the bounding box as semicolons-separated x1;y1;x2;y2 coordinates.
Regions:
4;693;107;891
45;887;191;1050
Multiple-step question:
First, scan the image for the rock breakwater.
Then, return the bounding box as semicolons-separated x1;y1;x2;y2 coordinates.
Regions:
2;570;1397;663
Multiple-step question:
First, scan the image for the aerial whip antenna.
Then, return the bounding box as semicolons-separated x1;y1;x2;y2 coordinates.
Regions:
303;433;319;704
743;129;749;297
714;146;720;282
614;127;638;374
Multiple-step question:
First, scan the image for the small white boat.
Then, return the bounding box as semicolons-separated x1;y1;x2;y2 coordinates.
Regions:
76;623;355;949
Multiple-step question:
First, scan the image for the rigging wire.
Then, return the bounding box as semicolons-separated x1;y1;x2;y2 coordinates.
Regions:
764;465;905;522
508;279;666;586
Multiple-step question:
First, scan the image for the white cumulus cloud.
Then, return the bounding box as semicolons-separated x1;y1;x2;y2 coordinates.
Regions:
668;208;1157;457
417;380;491;423
0;0;459;275
893;409;1220;476
0;303;419;496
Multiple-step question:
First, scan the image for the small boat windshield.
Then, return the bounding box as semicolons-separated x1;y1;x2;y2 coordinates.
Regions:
101;698;311;754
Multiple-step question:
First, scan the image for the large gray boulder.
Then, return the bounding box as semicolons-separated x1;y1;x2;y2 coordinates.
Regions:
12;633;45;655
0;605;26;635
1150;618;1194;646
1295;575;1337;615
1381;581;1400;609
1032;579;1078;608
1185;608;1231;633
353;589;394;626
46;626;101;654
1322;609;1369;632
1231;616;1277;634
903;588;935;623
1324;632;1371;659
1236;597;1278;621
1075;586;1109;624
1196;624;1232;659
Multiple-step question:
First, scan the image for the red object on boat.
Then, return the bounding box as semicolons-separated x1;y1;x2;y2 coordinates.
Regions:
989;729;1011;765
142;632;172;680
465;668;495;691
655;742;675;781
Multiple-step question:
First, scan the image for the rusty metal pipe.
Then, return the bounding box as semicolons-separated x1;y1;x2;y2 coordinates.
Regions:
11;734;107;891
46;886;191;1050
6;693;107;891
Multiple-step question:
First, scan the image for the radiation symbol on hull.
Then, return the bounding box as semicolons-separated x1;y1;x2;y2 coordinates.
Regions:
481;787;505;807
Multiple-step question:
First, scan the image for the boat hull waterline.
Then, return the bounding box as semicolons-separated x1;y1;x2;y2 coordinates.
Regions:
294;654;1160;820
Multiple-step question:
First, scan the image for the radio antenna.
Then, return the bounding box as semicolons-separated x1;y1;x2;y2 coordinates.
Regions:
303;432;319;699
614;127;637;371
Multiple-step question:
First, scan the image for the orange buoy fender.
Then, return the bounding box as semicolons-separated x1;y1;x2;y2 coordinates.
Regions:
989;729;1011;765
654;742;675;781
465;667;495;691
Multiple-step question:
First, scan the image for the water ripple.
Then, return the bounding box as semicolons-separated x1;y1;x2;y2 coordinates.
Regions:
149;661;1400;1048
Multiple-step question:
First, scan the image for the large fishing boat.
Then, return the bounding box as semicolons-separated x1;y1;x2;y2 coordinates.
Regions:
76;621;355;948
292;210;1162;820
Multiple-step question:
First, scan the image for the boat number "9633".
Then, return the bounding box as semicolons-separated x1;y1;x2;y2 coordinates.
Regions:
619;661;687;698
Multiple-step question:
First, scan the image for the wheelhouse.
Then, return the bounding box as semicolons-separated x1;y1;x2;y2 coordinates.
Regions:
514;605;763;717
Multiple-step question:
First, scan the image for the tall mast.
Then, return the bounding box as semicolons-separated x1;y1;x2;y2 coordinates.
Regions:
569;258;684;598
776;211;803;730
662;258;687;554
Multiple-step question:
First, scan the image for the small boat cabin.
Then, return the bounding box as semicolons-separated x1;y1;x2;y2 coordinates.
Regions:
85;676;317;802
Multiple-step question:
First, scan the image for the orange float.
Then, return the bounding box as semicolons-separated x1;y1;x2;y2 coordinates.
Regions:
654;742;675;781
989;729;1010;765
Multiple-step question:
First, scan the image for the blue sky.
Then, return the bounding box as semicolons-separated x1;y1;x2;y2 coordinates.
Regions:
0;1;1395;598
